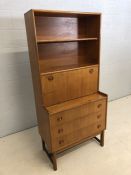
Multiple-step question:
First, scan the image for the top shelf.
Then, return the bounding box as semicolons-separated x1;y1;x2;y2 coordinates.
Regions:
37;37;98;43
32;9;101;17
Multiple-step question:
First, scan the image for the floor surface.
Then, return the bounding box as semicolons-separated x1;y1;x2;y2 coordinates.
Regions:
0;95;131;175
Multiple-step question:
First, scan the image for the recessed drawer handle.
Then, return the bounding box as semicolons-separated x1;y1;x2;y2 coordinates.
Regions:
97;124;101;129
57;117;63;122
89;69;94;74
59;140;64;145
47;75;54;81
97;114;101;119
58;128;63;134
97;104;102;108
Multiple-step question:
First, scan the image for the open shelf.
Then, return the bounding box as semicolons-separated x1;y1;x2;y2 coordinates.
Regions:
37;37;98;43
38;40;99;74
35;15;100;41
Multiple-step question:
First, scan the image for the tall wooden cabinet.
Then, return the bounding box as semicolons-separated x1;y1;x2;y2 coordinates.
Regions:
24;9;108;170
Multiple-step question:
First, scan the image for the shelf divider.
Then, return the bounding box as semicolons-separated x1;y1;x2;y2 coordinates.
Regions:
37;37;98;44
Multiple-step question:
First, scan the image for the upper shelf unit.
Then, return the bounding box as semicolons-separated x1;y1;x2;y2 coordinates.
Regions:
32;10;101;74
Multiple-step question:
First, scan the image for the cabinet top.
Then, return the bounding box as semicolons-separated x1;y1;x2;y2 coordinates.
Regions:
46;92;107;114
25;9;101;16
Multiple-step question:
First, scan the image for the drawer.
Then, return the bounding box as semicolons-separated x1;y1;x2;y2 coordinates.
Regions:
41;66;98;106
50;99;106;126
52;120;105;151
50;103;92;126
51;111;106;138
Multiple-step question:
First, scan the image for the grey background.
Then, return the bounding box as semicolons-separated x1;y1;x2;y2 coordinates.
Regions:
0;0;131;137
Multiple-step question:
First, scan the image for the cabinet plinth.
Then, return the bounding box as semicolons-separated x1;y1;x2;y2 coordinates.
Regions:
25;9;108;171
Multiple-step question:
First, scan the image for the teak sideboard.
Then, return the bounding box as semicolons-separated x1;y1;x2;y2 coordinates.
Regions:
24;9;108;170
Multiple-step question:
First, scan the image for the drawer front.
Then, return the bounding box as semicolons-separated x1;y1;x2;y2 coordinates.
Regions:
50;99;106;127
52;120;105;151
51;111;105;138
41;66;98;106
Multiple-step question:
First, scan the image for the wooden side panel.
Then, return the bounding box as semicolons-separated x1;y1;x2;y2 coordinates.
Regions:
86;15;100;38
24;10;52;151
41;66;98;106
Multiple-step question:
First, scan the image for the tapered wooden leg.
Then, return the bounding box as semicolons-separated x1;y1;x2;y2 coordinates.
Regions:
42;140;46;151
51;153;57;170
100;130;104;147
41;139;57;171
94;130;105;147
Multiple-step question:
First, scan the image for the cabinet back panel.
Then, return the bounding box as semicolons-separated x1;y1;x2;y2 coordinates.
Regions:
35;16;78;40
38;42;78;73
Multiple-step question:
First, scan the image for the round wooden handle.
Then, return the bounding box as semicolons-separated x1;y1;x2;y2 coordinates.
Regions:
97;114;101;119
58;128;63;134
59;140;64;144
97;104;102;108
48;75;54;81
57;117;63;122
97;124;101;129
89;69;94;74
